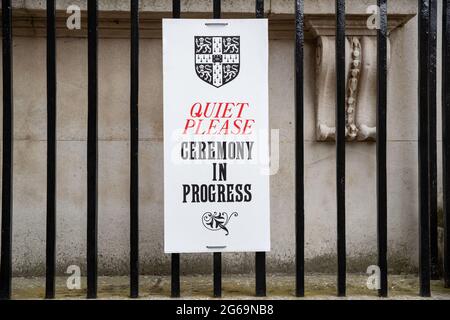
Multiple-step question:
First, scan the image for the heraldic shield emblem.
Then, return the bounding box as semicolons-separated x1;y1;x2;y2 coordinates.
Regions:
194;36;240;88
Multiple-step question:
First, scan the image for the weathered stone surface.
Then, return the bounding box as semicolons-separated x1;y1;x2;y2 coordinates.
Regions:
0;1;440;276
4;0;417;15
10;274;450;299
3;0;415;40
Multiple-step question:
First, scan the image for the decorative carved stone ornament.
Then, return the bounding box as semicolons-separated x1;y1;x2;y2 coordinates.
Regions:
310;16;396;142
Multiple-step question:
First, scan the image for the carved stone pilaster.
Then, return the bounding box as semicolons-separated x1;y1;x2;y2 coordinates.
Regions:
315;34;390;142
309;13;400;142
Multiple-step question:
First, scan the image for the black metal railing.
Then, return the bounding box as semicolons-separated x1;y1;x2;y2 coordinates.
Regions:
170;0;181;299
444;0;450;290
213;0;223;299
335;0;347;297
376;0;388;298
45;0;56;300
429;0;439;282
0;0;449;300
294;0;305;298
130;0;140;300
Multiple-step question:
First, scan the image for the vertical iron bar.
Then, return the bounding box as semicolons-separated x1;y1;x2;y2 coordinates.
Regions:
442;0;450;288
0;0;13;301
213;252;222;297
45;0;57;299
130;0;140;298
212;0;222;298
213;0;221;19
294;0;305;298
255;0;267;298
428;0;439;281
87;0;98;299
213;255;222;296
255;251;266;296
418;0;431;297
171;0;181;298
171;253;180;297
256;0;264;18
377;0;388;298
335;0;346;297
173;0;180;19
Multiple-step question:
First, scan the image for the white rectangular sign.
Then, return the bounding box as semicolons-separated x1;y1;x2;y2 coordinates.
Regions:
163;19;270;253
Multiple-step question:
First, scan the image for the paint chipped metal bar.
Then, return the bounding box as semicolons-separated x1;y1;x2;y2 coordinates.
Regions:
295;0;305;298
377;0;388;298
256;0;264;18
335;0;346;297
428;0;439;281
255;0;267;298
418;0;431;297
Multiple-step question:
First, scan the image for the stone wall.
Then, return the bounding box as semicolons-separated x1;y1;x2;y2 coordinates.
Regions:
0;0;444;276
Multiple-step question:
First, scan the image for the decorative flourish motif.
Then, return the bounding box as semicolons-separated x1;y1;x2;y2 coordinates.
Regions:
202;211;238;236
345;37;361;141
194;36;240;88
